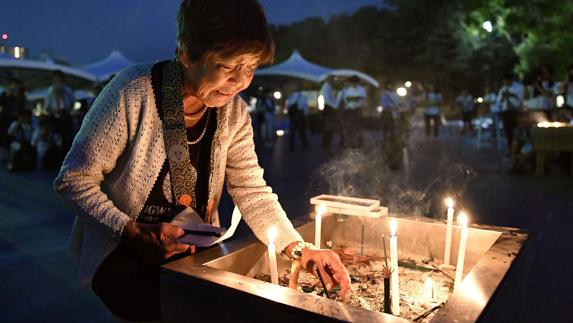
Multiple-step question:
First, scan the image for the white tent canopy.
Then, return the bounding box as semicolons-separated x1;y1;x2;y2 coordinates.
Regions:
320;69;379;88
0;57;97;89
255;50;333;83
255;50;379;88
81;50;135;82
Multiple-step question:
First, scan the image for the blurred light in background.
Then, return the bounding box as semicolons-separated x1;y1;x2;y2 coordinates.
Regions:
477;97;484;103
34;102;43;117
377;106;383;113
556;95;564;108
482;21;493;33
13;46;21;58
317;94;325;111
247;97;257;113
1;33;8;40
404;81;412;88
276;130;285;137
273;91;282;100
396;87;407;97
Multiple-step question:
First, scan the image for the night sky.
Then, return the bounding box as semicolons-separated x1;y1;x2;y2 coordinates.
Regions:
0;0;381;66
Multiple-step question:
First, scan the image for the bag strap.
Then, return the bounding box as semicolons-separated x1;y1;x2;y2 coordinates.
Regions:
153;60;200;214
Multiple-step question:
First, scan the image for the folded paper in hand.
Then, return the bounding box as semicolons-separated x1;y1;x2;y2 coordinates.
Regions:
170;206;242;247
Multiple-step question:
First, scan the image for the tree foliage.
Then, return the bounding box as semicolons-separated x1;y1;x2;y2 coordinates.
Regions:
270;0;571;94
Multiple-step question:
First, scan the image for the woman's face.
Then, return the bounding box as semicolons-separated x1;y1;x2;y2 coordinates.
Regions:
181;52;259;107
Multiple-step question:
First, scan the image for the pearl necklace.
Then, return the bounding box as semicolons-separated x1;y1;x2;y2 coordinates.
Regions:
187;109;211;145
183;106;207;122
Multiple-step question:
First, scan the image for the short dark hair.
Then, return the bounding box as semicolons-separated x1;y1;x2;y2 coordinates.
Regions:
177;0;274;66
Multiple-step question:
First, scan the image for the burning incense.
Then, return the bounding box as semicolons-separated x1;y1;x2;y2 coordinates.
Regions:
383;277;391;313
381;234;392;314
315;266;331;298
390;219;400;316
382;234;389;268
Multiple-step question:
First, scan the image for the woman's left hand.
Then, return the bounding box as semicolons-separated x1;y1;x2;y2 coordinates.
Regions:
300;248;351;300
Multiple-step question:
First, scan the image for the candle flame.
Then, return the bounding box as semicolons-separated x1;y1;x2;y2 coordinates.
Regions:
459;212;468;228
390;218;397;237
444;197;454;208
268;226;277;243
316;204;327;217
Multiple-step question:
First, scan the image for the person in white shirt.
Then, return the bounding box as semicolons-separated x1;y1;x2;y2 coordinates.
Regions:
484;91;498;113
286;89;309;150
319;77;338;152
338;75;366;148
380;81;398;139
483;90;502;141
455;90;474;134
532;65;556;118
423;84;442;137
497;73;525;151
257;90;276;147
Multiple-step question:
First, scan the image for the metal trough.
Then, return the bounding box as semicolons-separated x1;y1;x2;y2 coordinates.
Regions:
161;215;531;322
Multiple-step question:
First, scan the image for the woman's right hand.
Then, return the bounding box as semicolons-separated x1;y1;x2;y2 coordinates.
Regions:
122;221;191;265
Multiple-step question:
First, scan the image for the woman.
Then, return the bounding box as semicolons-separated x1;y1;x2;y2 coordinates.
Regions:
54;0;350;321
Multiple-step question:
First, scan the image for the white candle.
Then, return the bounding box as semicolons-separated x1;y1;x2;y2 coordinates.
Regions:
443;198;455;266
267;226;279;285
389;218;400;316
315;204;327;248
454;213;469;291
423;277;433;300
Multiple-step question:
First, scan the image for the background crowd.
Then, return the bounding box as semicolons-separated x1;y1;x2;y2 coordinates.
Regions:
0;70;95;172
3;63;572;176
247;62;573;174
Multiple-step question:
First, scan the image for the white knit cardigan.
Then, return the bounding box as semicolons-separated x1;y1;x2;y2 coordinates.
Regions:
54;63;303;286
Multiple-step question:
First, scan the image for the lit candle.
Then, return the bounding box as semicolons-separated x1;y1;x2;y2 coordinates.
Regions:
443;197;455;266
389;218;400;316
315;204;327;248
267;226;279;285
423;277;433;300
454;213;469;291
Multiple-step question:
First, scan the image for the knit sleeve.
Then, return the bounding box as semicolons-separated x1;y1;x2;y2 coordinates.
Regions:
53;72;132;239
225;100;303;253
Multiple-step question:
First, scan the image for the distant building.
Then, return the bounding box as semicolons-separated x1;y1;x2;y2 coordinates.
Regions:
0;45;27;59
